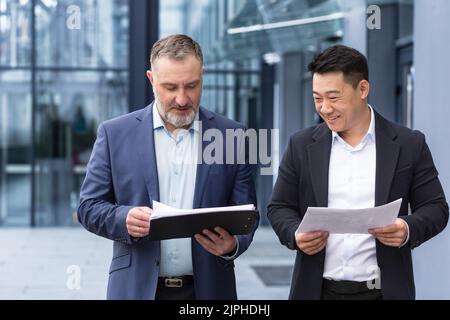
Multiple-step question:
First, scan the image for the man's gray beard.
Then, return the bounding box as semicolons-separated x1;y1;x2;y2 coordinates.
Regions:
166;107;196;128
155;98;197;128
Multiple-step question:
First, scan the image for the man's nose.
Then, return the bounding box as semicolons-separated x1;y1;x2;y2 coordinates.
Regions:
175;90;189;106
320;100;333;114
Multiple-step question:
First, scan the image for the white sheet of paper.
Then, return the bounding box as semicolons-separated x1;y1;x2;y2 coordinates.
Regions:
151;200;255;220
296;198;403;234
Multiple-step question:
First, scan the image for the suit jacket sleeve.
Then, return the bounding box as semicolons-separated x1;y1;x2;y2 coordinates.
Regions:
231;163;258;259
267;136;302;251
77;123;134;244
224;132;258;260
401;132;449;248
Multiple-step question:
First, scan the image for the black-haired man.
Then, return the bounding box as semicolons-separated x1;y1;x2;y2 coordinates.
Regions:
268;45;448;300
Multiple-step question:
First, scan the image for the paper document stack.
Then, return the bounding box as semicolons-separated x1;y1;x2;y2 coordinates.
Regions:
296;198;403;234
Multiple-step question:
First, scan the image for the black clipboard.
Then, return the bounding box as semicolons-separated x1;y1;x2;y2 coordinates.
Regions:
147;209;259;241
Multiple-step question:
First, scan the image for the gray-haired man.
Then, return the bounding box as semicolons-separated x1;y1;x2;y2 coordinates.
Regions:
78;34;258;300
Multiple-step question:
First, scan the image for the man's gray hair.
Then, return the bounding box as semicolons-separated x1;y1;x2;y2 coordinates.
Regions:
150;34;203;69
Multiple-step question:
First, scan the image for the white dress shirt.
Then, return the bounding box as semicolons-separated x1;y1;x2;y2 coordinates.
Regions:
153;104;199;277
323;105;380;282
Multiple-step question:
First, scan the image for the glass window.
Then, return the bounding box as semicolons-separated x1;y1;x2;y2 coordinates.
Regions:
0;70;32;226
0;0;130;226
0;0;31;67
159;0;184;37
35;0;129;68
34;70;128;226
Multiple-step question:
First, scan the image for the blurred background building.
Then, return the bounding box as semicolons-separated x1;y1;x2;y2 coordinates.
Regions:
0;0;449;299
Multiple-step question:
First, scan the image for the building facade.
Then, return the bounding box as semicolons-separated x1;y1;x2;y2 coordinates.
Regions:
1;0;449;299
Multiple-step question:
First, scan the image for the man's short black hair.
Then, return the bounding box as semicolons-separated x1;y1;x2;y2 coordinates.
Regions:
307;45;369;88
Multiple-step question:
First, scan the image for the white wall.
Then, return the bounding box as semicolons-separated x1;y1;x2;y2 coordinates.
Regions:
412;0;450;299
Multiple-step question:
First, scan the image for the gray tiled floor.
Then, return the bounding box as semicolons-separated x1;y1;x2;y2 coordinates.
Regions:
0;226;295;300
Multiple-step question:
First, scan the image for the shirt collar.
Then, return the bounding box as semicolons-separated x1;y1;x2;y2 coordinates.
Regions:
152;102;200;132
331;104;376;144
366;104;375;141
153;103;165;130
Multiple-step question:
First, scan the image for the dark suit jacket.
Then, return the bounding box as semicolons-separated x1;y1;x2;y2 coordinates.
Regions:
268;110;448;300
78;103;257;299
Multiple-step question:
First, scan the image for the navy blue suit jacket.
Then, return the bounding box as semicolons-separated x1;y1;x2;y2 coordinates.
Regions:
78;103;257;299
268;110;448;300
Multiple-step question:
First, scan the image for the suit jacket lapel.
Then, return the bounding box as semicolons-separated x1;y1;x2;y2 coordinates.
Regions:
193;107;214;209
307;124;332;207
374;111;400;206
135;103;160;205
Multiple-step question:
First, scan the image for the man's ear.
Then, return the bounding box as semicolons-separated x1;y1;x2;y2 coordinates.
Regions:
202;67;205;75
146;70;154;86
359;80;370;100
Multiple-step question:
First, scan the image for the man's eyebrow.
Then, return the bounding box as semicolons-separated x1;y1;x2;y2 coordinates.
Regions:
160;80;200;86
161;82;177;86
313;90;341;95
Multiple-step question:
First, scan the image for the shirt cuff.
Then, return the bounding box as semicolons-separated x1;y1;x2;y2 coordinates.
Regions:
220;236;239;260
399;218;410;248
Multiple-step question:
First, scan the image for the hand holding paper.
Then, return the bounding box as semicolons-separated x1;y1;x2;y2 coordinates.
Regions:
296;198;403;234
126;206;152;238
295;231;329;255
368;217;409;247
